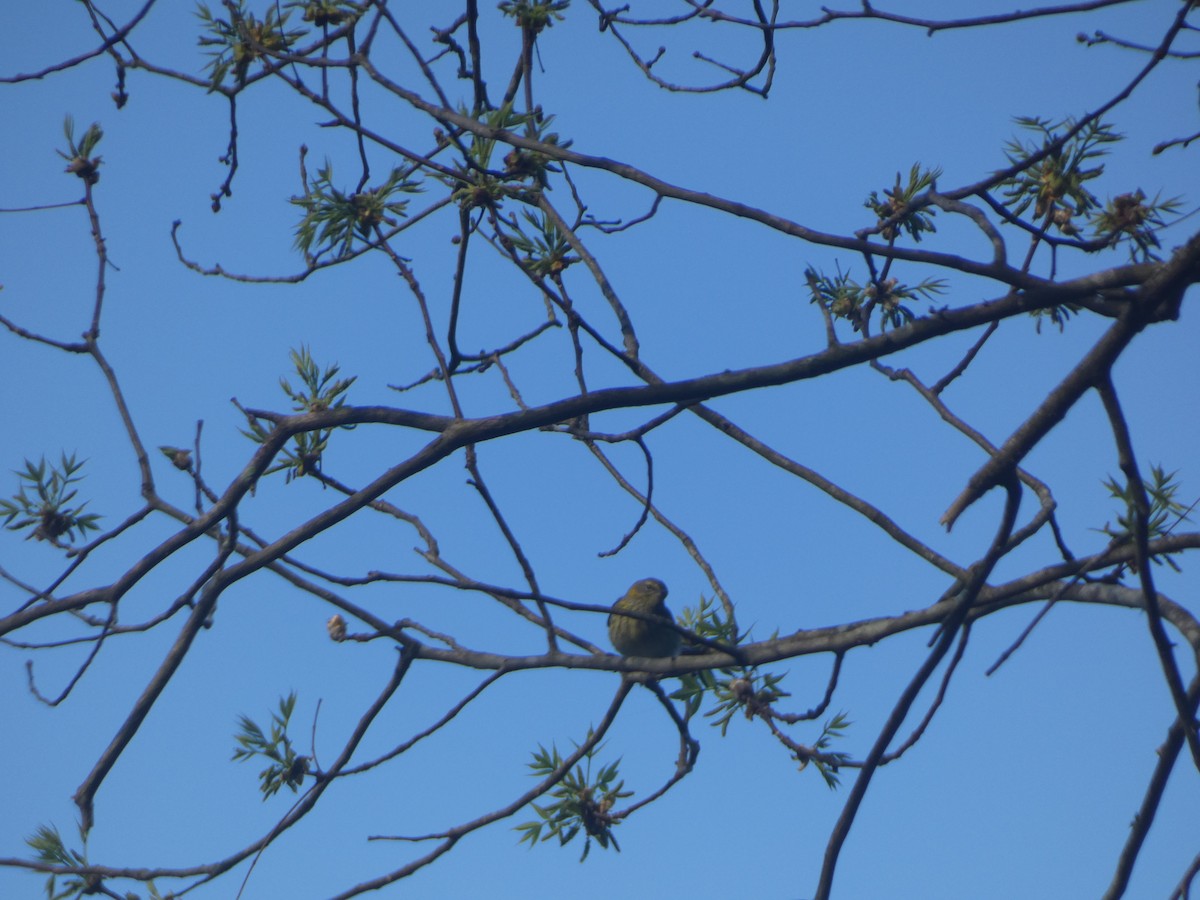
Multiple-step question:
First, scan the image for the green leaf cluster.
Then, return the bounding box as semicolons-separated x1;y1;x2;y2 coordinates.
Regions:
807;265;946;331
286;0;361;28
502;211;576;277
25;824;96;900
292;161;421;260
498;0;570;33
669;596;775;732
242;346;356;482
57;116;103;185
675;593;740;649
448;105;570;209
279;344;357;414
516;734;630;861
231;692;310;799
997;115;1181;324
1099;465;1192;570
864;164;941;242
803;713;853;789
1091;189;1181;262
674;665;789;736
669;598;851;785
197;1;305;89
0;453;101;546
1029;299;1081;333
999;115;1120;225
25;824;171;898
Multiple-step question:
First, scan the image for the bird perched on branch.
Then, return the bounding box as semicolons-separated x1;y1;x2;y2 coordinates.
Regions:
608;578;680;658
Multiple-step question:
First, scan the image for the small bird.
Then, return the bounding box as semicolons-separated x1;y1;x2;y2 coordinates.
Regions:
607;578;680;658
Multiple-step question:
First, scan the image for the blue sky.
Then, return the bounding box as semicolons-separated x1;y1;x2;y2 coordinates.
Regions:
2;2;1198;898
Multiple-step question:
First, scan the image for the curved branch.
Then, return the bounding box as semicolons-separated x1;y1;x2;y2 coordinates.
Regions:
815;473;1024;899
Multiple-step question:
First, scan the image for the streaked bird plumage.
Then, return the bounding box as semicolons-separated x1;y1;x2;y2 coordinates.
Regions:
607;578;679;658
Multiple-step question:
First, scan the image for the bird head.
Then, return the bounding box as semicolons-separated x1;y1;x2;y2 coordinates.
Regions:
631;578;668;604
